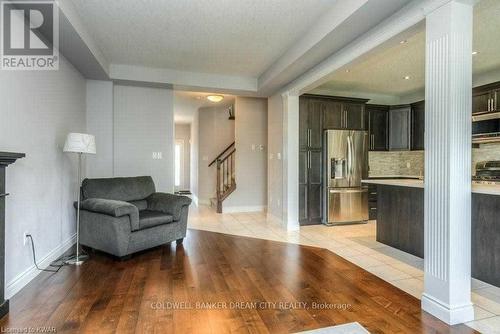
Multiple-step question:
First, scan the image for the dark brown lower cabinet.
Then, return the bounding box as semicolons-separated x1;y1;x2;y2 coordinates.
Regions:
472;193;500;287
375;184;500;287
376;185;424;258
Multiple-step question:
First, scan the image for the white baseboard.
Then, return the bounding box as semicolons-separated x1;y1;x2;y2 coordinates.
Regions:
191;194;199;206
222;205;267;213
421;293;474;325
5;233;76;299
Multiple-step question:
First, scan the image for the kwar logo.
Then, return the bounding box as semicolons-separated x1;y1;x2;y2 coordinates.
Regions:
1;1;59;70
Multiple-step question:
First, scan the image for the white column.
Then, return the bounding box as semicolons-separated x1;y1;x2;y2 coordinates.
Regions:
282;92;300;231
422;0;474;325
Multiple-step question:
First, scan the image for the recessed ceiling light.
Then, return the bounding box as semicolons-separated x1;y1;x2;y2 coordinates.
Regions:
404;75;411;80
400;40;408;44
207;95;224;103
472;51;479;55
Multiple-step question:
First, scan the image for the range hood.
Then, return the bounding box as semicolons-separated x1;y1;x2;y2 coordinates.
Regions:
472;111;500;122
473;132;500;144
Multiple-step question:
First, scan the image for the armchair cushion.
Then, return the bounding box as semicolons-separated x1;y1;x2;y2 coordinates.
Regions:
139;210;173;230
146;193;192;221
79;198;140;231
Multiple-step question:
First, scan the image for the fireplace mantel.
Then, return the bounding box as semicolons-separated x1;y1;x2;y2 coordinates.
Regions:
0;151;25;318
0;152;26;166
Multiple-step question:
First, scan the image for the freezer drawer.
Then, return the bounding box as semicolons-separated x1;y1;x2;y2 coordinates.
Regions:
326;188;368;225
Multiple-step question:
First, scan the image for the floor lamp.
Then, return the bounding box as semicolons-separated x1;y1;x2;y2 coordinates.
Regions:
63;133;96;265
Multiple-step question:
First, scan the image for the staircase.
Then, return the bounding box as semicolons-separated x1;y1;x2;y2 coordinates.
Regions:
208;142;236;213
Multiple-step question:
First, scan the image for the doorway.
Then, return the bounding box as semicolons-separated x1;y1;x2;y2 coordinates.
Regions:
174;123;192;194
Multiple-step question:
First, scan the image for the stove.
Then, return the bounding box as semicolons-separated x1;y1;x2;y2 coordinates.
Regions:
473;161;500;184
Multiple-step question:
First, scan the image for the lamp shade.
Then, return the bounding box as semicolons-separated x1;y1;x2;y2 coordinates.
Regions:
63;133;96;154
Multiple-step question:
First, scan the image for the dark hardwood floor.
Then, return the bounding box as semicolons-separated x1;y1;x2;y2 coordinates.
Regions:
0;229;477;333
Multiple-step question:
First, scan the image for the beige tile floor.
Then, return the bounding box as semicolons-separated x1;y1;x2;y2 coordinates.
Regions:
188;205;500;333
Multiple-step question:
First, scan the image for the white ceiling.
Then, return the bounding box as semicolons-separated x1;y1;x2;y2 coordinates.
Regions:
174;90;235;124
69;0;334;77
312;0;500;100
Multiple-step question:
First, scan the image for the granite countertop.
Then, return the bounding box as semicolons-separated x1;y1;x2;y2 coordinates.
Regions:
362;178;500;196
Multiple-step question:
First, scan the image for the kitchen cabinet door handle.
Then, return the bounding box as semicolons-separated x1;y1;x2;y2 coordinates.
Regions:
307;129;311;147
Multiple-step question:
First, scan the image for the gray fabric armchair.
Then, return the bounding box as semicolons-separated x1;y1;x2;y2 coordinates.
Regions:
77;176;192;258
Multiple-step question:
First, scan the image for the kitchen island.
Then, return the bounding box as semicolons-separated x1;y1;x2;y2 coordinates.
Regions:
362;178;500;287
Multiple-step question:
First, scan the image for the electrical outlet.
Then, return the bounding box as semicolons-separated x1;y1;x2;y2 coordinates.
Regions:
406;162;411;168
23;232;29;246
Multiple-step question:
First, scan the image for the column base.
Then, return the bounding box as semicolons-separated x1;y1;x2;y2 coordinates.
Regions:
422;293;474;325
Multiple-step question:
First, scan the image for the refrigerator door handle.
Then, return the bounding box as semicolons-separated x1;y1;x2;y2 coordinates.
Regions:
347;135;352;184
350;134;355;179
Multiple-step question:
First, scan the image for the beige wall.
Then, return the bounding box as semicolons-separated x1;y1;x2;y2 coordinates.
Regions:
267;94;284;219
175;124;191;191
198;105;235;204
190;114;199;203
113;85;175;192
224;97;268;212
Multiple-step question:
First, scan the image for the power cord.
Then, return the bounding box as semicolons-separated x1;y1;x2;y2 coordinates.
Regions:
26;234;65;273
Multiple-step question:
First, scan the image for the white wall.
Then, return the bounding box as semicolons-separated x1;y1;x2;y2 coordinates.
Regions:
223;97;268;212
198;105;235;204
190;113;199;205
175;124;191;190
0;56;86;297
267;94;284;220
113;85;175;192
86;80;113;178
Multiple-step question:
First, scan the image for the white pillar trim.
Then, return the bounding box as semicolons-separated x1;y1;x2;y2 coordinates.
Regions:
422;0;474;325
282;92;300;231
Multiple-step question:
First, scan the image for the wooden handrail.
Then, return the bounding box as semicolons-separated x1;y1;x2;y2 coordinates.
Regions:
208;142;235;167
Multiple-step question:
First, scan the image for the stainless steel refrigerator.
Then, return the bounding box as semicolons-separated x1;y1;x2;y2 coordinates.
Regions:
324;130;368;225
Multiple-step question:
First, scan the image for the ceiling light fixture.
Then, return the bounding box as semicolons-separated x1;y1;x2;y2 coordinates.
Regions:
404;75;411;80
400;40;408;44
207;95;224;103
472;51;479;55
345;69;350;73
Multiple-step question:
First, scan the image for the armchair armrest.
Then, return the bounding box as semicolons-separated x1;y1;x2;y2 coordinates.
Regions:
78;198;140;231
146;193;192;221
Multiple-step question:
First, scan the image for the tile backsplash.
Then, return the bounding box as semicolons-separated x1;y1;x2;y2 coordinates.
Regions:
369;151;424;178
369;142;500;178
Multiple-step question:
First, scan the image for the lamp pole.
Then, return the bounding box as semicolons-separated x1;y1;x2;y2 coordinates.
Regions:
65;152;88;265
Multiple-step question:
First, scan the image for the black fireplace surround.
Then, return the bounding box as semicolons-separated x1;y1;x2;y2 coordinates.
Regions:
0;152;25;318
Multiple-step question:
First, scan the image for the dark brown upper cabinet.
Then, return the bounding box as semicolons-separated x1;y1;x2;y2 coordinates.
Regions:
323;101;343;129
473;92;492;114
367;104;389;151
323;101;366;130
389;106;411;151
473;84;499;114
411;101;425;150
